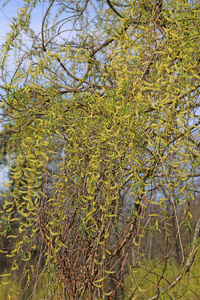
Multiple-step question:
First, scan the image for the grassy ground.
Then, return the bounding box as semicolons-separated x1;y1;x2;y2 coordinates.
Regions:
1;250;200;299
124;252;200;299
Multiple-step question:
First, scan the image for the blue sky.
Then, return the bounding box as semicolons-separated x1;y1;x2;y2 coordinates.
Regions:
0;1;20;38
0;0;49;45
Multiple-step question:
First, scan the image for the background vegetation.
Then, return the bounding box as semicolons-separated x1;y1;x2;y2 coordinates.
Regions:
0;0;200;299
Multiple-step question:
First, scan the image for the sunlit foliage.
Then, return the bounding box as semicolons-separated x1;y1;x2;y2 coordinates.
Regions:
0;0;200;298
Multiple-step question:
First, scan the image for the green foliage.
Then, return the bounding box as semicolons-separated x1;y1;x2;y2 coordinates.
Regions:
0;0;200;298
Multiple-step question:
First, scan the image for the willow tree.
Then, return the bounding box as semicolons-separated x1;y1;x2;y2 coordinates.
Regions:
0;0;200;299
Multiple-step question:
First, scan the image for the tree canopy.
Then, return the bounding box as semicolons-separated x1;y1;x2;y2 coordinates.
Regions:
0;0;200;299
